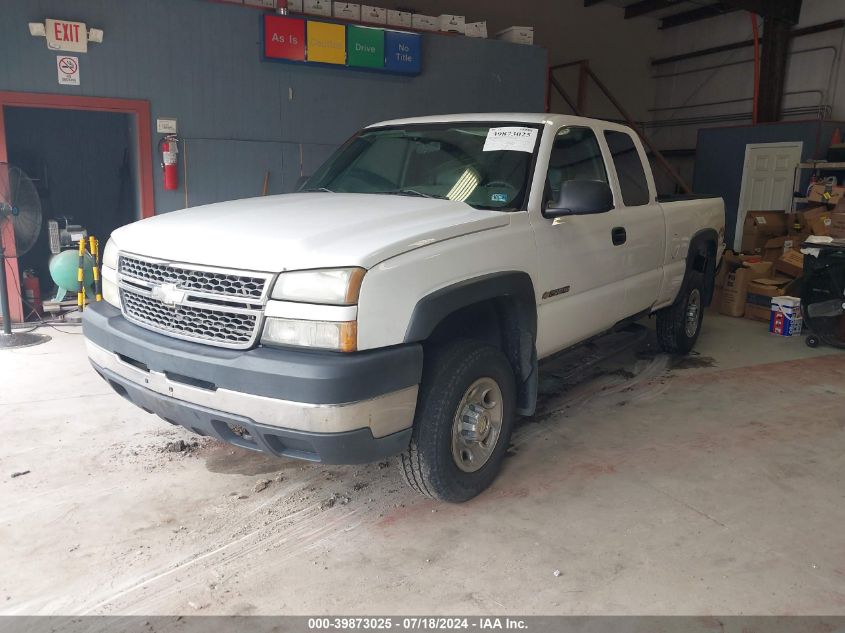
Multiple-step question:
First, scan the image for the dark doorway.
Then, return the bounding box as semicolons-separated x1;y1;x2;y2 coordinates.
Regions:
3;107;138;301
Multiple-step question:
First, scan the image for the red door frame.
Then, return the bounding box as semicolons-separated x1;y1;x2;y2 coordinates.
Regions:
0;91;155;323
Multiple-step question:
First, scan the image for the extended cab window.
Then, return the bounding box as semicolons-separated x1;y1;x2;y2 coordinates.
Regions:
604;131;650;207
545;127;607;203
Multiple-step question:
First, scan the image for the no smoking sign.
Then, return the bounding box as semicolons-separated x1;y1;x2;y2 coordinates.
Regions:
56;55;80;86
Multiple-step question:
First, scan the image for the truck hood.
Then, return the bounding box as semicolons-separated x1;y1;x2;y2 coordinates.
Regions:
111;193;510;272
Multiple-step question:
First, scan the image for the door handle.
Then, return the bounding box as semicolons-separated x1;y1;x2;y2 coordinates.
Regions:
612;226;627;246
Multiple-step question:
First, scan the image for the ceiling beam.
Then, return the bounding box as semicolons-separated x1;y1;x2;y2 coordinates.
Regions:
651;18;844;65
625;0;678;19
660;3;738;29
720;0;802;23
583;0;605;6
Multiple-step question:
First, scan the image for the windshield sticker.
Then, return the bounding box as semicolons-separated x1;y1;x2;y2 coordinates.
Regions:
491;193;508;203
483;127;538;153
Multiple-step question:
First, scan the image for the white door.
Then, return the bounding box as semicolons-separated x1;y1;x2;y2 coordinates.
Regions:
734;142;803;250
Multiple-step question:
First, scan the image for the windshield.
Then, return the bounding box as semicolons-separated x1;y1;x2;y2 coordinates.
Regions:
302;123;542;211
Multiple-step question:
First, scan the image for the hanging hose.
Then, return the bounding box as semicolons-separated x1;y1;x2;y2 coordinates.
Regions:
750;12;761;124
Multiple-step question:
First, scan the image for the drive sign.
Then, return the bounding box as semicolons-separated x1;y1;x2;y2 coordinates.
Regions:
264;15;306;61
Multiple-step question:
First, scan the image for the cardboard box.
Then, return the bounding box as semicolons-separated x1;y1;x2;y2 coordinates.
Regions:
745;277;796;321
829;212;845;239
740;211;788;254
245;0;276;7
808;182;845;205
360;4;386;23
774;249;805;278
411;14;439;31
802;205;832;236
761;236;800;263
386;9;412;28
465;21;488;38
439;14;466;34
333;2;360;20
770;296;803;336
720;261;773;317
303;0;332;16
496;26;534;45
285;0;303;11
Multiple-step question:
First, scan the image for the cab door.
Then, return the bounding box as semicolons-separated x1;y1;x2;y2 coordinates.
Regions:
530;125;629;358
602;129;666;316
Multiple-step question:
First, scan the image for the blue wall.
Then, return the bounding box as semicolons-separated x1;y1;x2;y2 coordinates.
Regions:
0;0;547;214
693;120;845;247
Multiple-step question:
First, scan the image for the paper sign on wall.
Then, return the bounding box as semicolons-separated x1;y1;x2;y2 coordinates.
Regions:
56;55;80;86
483;127;538;153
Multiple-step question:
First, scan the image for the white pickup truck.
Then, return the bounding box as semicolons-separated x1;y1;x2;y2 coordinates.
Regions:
83;113;724;502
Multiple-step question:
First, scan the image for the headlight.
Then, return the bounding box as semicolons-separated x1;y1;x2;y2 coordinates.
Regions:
101;276;121;309
271;268;365;305
102;238;119;270
262;317;357;352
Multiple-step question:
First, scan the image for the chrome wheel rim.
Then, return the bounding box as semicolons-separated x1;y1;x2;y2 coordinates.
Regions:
451;377;504;473
685;288;701;338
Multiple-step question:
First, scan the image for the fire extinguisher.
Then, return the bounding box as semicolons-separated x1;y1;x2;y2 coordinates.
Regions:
22;269;43;320
159;134;179;191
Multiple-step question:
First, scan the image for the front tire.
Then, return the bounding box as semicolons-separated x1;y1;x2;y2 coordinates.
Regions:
656;269;705;355
400;339;516;502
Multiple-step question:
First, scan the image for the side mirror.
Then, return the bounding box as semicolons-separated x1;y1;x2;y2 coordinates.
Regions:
545;180;614;218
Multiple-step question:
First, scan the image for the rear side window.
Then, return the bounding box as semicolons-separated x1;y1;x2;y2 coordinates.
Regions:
545;126;607;202
604;131;650;207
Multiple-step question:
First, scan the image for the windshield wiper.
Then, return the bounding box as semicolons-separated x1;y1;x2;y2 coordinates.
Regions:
301;187;334;193
381;189;448;200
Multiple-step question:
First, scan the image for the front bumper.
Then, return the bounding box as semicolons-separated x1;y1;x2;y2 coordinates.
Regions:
83;302;422;464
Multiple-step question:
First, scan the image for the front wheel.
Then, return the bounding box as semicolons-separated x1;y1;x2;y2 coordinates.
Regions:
656;270;705;355
400;339;516;502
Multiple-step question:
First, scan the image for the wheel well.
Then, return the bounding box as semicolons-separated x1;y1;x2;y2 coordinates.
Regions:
423;295;537;416
688;232;717;306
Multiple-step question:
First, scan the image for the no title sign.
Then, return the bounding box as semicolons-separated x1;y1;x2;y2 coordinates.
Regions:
263;15;421;76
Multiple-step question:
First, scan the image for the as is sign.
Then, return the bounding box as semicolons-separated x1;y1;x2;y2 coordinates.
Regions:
56;55;80;86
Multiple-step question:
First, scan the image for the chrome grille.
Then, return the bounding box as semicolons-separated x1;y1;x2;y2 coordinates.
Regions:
116;253;272;349
120;289;260;347
119;255;268;300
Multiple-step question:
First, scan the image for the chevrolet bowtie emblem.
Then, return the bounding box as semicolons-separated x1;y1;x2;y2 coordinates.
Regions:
151;283;186;307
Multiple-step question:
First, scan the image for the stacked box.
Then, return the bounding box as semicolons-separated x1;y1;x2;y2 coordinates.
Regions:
439;14;466;34
387;10;412;28
740;211;788;254
465;21;488;38
411;14;439;31
303;0;332;16
333;2;361;20
496;26;534;45
360;5;387;23
745;277;798;322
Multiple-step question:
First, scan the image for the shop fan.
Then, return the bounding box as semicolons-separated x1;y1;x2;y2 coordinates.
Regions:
0;162;49;348
802;244;845;349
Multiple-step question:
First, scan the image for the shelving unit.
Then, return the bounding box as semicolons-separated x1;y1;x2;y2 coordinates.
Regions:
791;161;845;212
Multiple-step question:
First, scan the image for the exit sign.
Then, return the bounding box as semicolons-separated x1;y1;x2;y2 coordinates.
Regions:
45;19;88;53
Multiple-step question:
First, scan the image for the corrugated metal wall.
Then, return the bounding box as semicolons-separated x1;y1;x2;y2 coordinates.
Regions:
0;0;547;214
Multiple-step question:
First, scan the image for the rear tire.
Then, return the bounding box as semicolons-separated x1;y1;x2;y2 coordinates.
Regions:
400;339;516;503
656;269;705;355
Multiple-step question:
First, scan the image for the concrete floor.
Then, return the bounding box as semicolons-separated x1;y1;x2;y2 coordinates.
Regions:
2;311;844;615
